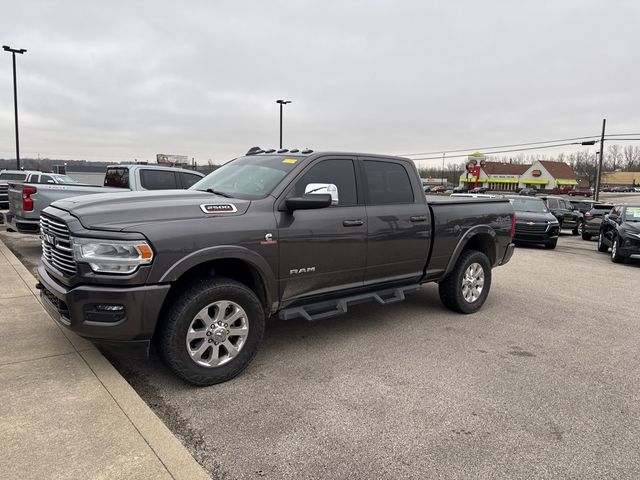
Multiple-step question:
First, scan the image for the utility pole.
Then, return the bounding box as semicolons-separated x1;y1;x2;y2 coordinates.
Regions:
3;45;27;170
276;99;291;149
441;152;446;186
594;118;606;201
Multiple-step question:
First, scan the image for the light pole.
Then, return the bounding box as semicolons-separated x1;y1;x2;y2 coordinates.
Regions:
276;99;291;149
3;45;27;170
593;118;606;201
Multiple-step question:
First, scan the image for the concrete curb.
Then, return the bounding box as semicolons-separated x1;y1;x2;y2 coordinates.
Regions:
0;238;210;480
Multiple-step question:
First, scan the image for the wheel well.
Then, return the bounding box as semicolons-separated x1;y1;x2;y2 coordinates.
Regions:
462;233;496;265
160;258;270;317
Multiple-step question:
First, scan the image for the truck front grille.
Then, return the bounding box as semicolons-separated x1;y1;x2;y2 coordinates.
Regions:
0;184;8;198
40;214;76;276
516;222;549;234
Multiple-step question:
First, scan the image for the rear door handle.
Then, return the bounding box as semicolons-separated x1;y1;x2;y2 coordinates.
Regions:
410;215;427;222
343;219;364;227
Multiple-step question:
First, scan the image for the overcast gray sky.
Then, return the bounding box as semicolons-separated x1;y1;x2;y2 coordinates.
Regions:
1;0;638;166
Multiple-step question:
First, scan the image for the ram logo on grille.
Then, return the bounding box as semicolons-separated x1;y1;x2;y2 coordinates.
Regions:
40;214;76;276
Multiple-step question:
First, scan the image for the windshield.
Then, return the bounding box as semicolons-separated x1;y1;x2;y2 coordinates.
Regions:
508;197;549;213
191;155;300;199
51;174;79;184
624;207;640;222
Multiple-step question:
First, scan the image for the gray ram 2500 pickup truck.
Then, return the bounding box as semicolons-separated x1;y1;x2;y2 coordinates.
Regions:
36;149;516;385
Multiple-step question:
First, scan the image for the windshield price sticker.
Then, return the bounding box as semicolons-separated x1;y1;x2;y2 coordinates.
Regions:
282;158;298;164
200;204;238;214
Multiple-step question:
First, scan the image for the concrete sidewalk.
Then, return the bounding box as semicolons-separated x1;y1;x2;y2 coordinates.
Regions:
0;239;210;480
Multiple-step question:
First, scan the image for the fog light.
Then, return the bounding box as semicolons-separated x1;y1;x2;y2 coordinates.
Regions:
95;304;125;312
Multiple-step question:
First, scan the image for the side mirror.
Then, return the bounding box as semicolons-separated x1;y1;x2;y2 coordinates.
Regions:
304;183;339;206
285;194;332;211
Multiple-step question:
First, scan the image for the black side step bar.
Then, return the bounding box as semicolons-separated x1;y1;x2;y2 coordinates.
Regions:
278;284;422;322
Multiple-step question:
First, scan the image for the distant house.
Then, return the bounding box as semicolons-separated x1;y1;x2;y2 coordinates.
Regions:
601;171;640;187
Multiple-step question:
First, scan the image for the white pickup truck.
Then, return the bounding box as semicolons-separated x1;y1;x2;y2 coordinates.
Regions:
3;164;204;233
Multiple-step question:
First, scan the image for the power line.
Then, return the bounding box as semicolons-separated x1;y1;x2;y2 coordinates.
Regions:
399;135;600;157
409;141;597;162
400;133;640;157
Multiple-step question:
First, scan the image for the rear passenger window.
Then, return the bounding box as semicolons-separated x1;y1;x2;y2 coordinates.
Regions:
140;170;178;190
40;175;53;183
0;173;27;181
547;198;559;209
180;172;202;189
363;161;414;205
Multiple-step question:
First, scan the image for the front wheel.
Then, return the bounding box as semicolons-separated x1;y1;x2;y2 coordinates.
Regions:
439;250;492;314
545;239;558;249
597;231;608;252
611;237;625;263
572;221;583;236
157;277;265;386
581;231;592;241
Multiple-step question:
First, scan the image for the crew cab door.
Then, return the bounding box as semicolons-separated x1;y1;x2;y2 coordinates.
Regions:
360;158;431;285
276;157;366;301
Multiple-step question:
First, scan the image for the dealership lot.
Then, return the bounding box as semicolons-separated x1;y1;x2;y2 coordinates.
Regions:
1;195;639;479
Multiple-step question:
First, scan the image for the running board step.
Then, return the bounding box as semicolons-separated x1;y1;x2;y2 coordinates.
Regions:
278;284;421;322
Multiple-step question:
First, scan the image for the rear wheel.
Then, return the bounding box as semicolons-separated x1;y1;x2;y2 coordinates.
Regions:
157;277;265;386
597;231;609;252
439;250;492;314
572;221;583;236
611;237;624;263
581;230;592;241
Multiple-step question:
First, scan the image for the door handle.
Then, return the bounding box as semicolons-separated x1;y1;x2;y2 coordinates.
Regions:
343;219;364;227
410;215;427;222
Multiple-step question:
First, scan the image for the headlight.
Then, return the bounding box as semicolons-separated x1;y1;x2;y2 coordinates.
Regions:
71;237;154;274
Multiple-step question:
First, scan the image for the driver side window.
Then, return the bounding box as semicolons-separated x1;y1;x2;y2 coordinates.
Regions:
292;159;358;206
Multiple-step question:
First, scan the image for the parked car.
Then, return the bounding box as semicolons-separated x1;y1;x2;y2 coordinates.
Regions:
469;186;489;194
0;170;43;209
452;186;466;193
423;185;432;192
36;149;515;385
518;187;537;196
567;187;593;197
451;193;502;199
505;195;559;249
580;203;614;240
597;204;640;262
551;185;574;194
539;195;581;235
611;186;633;193
3;165;204;233
430;185;447;193
634;187;640;193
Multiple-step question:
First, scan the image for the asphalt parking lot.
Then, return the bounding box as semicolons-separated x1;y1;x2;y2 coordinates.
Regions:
1;193;639;479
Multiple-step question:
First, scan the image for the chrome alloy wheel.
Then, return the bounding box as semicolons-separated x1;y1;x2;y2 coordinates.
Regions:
185;301;249;367
461;262;485;303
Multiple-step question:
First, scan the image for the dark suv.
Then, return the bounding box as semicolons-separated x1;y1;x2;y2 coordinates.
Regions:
597;204;640;262
540;195;580;235
505;195;560;249
570;200;614;240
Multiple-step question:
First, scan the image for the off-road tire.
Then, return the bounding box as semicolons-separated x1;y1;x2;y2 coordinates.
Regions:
157;277;265;386
439;250;492;314
597;231;608;252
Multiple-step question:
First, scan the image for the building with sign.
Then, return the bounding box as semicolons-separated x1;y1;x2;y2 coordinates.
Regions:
518;161;579;190
458;160;579;191
459;161;530;191
601;171;640;187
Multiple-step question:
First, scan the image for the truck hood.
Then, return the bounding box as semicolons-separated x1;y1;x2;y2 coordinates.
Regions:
52;190;251;231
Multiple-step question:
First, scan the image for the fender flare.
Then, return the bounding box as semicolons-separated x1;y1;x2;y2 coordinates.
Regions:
443;226;498;277
158;245;278;311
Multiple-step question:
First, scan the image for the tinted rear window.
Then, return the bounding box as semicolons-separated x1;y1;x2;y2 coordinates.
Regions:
140;169;178;190
363;161;414;205
0;173;27;181
104;168;130;188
